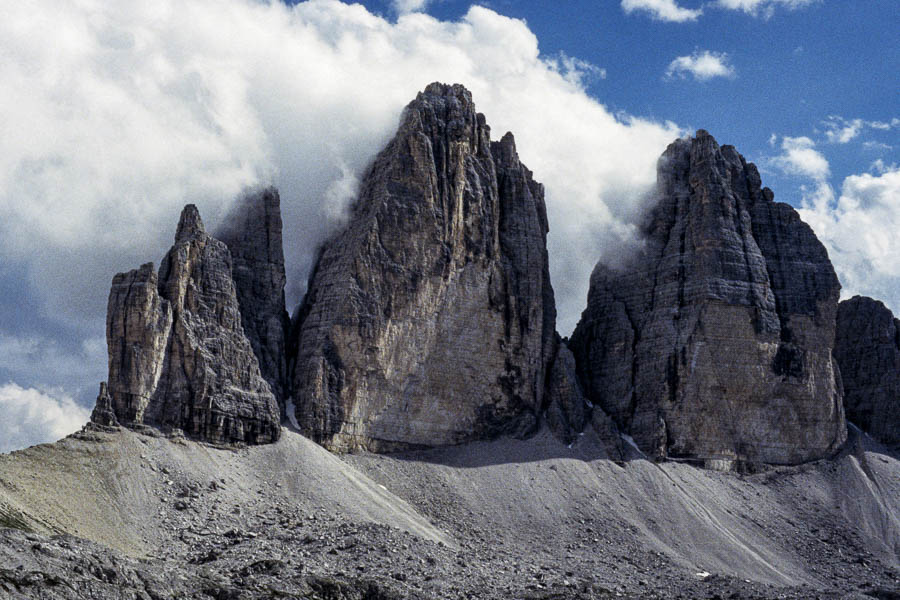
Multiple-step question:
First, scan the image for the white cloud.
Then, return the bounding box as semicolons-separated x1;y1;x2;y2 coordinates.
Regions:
392;0;429;15
772;136;830;180
822;115;898;145
770;133;900;318
0;0;682;389
798;166;900;315
715;0;818;18
0;383;91;453
770;136;833;221
863;141;893;152
550;53;607;87
621;0;703;22
665;50;735;81
823;117;864;144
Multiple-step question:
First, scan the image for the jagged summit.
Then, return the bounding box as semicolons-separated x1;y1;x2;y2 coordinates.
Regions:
174;203;205;242
570;130;846;467
92;203;280;445
289;82;559;452
12;93;900;600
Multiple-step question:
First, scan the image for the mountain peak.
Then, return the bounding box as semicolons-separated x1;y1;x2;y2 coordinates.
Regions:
571;131;846;467
175;203;205;243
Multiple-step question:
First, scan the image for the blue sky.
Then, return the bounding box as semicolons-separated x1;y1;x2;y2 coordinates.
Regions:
369;0;899;194
0;0;897;450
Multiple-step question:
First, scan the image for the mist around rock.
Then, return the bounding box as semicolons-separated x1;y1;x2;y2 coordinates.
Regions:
1;84;899;599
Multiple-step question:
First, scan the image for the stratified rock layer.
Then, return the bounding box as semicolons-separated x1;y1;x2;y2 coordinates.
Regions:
570;131;846;465
216;187;290;406
291;83;556;452
834;296;900;448
95;205;280;445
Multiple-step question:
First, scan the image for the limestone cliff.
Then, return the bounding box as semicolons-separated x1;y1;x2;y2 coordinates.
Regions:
290;83;556;452
93;205;281;445
834;295;900;448
570;131;846;466
216;186;290;407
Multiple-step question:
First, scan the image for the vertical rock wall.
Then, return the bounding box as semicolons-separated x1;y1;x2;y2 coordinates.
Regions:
216;187;290;407
570;131;846;466
290;83;556;452
834;296;900;448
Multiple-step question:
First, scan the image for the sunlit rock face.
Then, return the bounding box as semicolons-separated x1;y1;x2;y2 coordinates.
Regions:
290;83;556;452
570;130;846;466
834;295;900;449
93;204;281;445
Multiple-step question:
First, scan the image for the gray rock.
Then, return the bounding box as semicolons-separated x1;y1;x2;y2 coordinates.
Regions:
290;83;556;452
93;204;280;445
570;130;846;466
544;340;588;446
215;186;290;407
545;338;624;458
834;295;900;448
88;382;118;428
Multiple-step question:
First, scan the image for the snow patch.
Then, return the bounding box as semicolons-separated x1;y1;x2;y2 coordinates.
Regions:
285;398;301;431
621;433;646;456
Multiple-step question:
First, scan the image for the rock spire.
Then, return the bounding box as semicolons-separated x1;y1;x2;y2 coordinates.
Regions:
93;204;281;445
216;186;290;407
289;82;556;452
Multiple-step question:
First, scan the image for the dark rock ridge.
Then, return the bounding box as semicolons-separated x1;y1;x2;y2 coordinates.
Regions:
92;205;280;444
544;340;588;447
290;82;557;452
215;186;290;408
544;337;624;457
834;295;900;448
570;130;847;466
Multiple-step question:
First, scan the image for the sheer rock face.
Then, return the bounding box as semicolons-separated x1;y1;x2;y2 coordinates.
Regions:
544;339;624;458
570;131;846;466
545;341;588;446
834;296;900;448
95;205;281;445
216;187;290;407
291;83;556;452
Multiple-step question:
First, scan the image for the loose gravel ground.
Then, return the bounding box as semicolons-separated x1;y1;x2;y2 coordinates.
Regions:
0;426;897;599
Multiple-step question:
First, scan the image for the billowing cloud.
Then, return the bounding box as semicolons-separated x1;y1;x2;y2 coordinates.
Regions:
798;165;900;314
770;133;900;316
715;0;818;17
0;333;107;399
665;51;735;81
772;136;830;180
0;383;91;453
0;0;683;442
621;0;703;22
